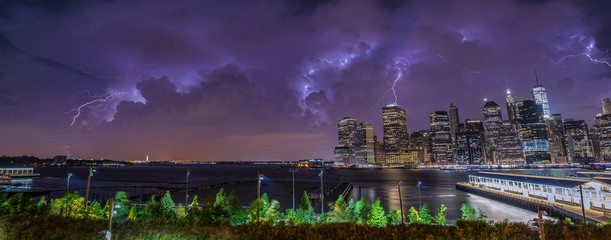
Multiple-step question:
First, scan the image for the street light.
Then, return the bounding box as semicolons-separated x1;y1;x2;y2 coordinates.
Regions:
319;169;324;215
289;168;298;211
85;167;96;210
397;181;404;225
105;199;120;240
257;172;264;222
66;172;73;194
186;169;191;208
417;180;422;211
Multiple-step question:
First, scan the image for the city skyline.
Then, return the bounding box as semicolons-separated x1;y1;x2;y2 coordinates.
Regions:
1;0;610;161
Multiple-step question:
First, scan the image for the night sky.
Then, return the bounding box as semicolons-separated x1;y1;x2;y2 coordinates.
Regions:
1;0;610;161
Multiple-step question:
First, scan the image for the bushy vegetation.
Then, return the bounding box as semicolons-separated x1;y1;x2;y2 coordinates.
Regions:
0;190;609;239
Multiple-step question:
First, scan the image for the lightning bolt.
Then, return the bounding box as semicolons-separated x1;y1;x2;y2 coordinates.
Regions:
69;94;114;126
555;37;611;68
370;69;402;110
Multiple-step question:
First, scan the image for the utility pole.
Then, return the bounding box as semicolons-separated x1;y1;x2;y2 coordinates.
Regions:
106;199;119;240
66;172;72;194
537;210;546;240
398;181;404;225
85;167;94;210
319;170;325;215
290;168;298;211
186;169;190;208
579;184;586;223
257;172;263;222
417;180;422;211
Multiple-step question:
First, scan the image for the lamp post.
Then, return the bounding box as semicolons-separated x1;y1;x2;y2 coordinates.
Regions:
66;172;73;194
289;168;298;211
106;199;120;240
397;181;404;225
186;169;191;208
257;172;264;222
85;167;96;210
579;184;586;223
319;169;324;215
417;180;422;211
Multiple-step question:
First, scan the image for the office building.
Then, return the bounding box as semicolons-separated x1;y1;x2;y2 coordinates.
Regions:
564;120;594;163
518;100;551;163
430;111;453;163
495;121;525;164
547;114;568;163
483;101;503;164
532;67;551;119
355;122;375;165
383;104;409;164
603;98;611;115
593;114;611;161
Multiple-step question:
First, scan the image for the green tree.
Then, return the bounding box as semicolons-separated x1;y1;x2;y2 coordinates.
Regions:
419;205;432;224
248;193;270;223
175;204;187;219
142;196;163;219
83;200;102;219
50;193;85;217
113;191;131;221
460;203;476;221
366;198;387;227
160;191;176;218
346;198;357;223
263;199;282;224
354;197;371;225
295;191;315;224
326;195;348;223
35;196;51;216
477;208;487;222
227;190;247;225
433;204;447;225
214;188;228;208
127;206;137;221
386;209;402;225
407;206;420;224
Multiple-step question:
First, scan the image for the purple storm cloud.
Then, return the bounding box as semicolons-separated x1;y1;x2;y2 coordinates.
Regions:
0;0;609;161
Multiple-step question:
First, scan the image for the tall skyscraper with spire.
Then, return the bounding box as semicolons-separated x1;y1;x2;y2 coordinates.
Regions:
505;89;518;127
532;66;551;119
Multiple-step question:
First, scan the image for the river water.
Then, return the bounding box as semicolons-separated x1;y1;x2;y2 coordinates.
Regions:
13;165;581;223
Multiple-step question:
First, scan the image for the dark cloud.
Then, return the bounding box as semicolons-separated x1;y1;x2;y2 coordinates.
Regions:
0;0;609;160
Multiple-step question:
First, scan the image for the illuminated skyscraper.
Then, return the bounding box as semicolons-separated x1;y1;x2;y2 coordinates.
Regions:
518;100;551;163
593;113;611;161
564;120;594;163
547;114;567;163
483;101;503;164
495;120;524;164
408;130;432;164
430;111;452;163
355;122;375;165
456;123;484;165
532;67;551;119
603;98;611;115
505;89;520;129
383;104;409;164
449;103;459;161
334;117;357;165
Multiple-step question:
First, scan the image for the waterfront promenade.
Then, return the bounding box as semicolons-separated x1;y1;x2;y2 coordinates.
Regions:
457;182;610;224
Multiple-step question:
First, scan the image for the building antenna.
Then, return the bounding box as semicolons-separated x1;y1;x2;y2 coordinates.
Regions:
533;65;540;86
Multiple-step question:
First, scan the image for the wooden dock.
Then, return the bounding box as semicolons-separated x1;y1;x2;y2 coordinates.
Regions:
456;182;610;224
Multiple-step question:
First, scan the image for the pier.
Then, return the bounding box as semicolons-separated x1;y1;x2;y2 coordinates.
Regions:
456;171;611;224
